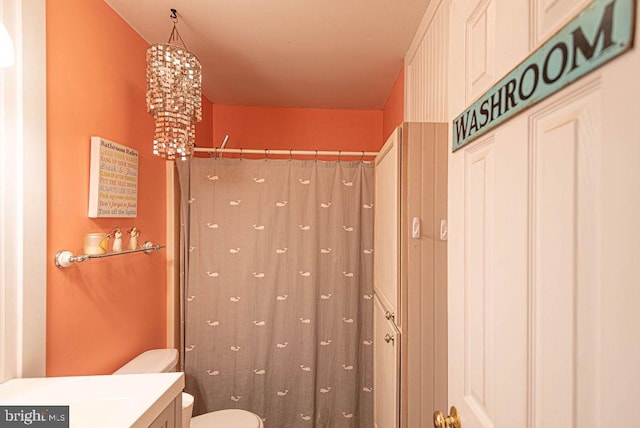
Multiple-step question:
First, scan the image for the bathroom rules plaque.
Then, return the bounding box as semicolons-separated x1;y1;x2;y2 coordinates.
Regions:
88;136;138;218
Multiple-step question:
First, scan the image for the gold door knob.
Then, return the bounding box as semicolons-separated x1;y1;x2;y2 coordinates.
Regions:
433;406;460;428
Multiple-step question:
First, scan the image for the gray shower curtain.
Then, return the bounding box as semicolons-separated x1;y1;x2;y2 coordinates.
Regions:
177;157;374;427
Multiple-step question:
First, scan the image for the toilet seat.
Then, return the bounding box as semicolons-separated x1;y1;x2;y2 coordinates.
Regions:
191;409;263;428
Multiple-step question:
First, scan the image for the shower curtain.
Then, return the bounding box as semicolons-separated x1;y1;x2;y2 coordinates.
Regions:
177;157;374;427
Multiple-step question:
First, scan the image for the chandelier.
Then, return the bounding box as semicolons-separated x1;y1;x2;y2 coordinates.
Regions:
146;9;202;160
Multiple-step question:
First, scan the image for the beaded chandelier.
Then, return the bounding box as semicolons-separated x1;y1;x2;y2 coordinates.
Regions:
146;9;202;160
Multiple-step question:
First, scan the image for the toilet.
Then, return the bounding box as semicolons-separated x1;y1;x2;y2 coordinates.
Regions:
113;349;263;428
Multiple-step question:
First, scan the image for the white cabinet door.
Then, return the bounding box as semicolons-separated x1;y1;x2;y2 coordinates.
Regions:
148;394;180;428
373;294;400;428
374;128;401;324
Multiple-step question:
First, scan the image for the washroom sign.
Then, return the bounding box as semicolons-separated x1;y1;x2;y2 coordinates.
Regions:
452;0;636;151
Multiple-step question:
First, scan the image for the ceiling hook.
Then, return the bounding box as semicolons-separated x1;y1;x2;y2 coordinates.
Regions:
170;8;178;22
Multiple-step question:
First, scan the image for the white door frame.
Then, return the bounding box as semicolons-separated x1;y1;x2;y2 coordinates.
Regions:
0;0;47;381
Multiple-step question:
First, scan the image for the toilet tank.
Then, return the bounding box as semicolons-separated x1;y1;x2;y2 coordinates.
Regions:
113;349;179;374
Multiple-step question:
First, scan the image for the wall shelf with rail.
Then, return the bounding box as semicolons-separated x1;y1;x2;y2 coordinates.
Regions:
55;242;165;268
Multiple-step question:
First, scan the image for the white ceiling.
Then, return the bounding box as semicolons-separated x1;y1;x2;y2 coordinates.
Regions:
104;0;430;110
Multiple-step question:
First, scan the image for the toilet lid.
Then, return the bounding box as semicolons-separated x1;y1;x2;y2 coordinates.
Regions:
191;409;263;428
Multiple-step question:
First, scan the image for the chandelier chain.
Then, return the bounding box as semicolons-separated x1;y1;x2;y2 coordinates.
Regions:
167;23;188;49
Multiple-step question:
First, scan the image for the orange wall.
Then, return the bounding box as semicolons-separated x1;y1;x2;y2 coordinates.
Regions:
210;105;383;158
46;0;212;376
45;0;389;376
197;95;214;148
383;68;405;141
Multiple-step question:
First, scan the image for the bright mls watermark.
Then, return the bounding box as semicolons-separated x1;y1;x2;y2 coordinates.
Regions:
0;406;68;427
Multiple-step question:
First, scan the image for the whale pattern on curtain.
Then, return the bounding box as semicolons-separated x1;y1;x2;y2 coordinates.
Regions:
177;157;374;427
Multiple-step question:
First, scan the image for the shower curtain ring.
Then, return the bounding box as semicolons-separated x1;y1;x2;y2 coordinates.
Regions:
315;150;318;162
360;151;365;162
289;149;293;161
265;149;269;161
239;148;243;160
338;150;342;162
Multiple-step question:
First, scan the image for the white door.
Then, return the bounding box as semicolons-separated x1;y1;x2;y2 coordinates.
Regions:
446;0;640;427
373;294;400;428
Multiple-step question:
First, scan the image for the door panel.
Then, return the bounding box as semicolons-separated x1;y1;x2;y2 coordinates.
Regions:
466;0;497;100
463;141;495;424
450;118;530;428
530;83;602;428
532;0;591;45
455;0;530;107
373;294;400;428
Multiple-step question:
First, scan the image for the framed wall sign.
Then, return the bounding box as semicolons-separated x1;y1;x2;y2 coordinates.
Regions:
88;136;138;218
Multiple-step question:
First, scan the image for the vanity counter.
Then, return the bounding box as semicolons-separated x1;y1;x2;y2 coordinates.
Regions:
0;372;184;427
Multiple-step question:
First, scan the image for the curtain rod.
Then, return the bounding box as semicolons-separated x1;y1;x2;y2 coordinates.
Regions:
193;147;379;158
